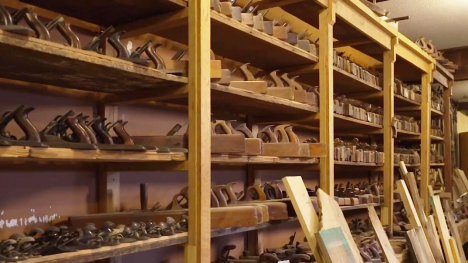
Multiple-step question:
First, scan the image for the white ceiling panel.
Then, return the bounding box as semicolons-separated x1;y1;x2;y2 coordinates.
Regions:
378;0;468;49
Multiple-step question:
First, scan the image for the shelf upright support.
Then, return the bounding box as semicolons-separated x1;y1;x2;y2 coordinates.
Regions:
444;80;453;192
319;0;336;195
382;37;397;228
186;0;211;261
421;64;434;215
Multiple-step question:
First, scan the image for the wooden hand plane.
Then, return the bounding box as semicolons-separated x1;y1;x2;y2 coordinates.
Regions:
229;63;267;93
0;5;35;36
145;42;184;75
108;30;150;66
0;105;46;147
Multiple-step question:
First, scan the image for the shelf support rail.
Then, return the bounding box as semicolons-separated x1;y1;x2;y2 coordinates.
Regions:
186;0;211;261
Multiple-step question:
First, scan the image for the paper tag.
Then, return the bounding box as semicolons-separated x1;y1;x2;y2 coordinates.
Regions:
279;261;290;263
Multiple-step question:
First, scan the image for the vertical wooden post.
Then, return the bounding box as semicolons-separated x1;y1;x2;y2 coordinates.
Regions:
246;166;263;255
382;38;397;228
319;0;335;195
186;0;211;261
444;81;453;192
421;65;434;214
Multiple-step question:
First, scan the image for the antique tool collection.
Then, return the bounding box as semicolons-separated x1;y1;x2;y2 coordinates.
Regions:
0;217;186;262
215;233;313;263
348;218;389;263
334;95;383;125
211;1;318;55
0;106;186;152
333;182;383;206
394;146;420;165
430;168;445;192
394;79;421;103
394;115;420;134
0;3;183;75
431;84;445;113
416;37;458;71
334;138;384;164
229;64;319;106
333;50;382;87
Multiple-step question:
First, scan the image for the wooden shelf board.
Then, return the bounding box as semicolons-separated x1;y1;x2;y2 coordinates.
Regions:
394;94;421;107
20;0;187;27
293;66;382;94
0;30;187;93
430;163;445;167
0;146;186;163
431;135;444;141
396;129;421;137
153;10;318;70
394;164;420;168
334;113;383;131
335;160;383;167
211;154;319;165
212;217;298;238
431;108;444;117
23;233;188;263
211;84;318;116
280;1;323;28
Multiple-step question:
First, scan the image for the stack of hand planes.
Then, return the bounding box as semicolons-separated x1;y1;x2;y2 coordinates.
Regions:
431;84;445;113
334;138;384;165
227;63;319;106
416;37;458;72
334;95;383;126
0;105;186;160
394;115;421;134
431;118;444;138
0;3;184;75
395;79;422;103
211;0;318;55
0;217;187;262
334;50;382;87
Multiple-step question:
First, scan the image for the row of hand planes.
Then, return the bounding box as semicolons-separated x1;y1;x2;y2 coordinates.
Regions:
0;105;185;152
0;217;187;261
334;50;382;87
212;120;301;143
212;0;318;55
0;3;182;75
395;79;421;103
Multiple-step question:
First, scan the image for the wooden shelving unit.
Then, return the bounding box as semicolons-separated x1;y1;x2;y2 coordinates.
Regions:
0;0;455;262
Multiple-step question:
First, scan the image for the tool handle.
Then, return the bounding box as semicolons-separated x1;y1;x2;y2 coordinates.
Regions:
108;31;129;59
0;3;12;25
66;117;91;143
140;183;148;211
24;12;50;40
145;43;166;69
113;121;134;145
57;22;81;49
15;107;41;143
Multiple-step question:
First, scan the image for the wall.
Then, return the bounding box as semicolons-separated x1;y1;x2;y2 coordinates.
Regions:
458;111;468;134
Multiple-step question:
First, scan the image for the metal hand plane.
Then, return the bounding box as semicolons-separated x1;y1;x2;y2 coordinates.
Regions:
0;4;35;36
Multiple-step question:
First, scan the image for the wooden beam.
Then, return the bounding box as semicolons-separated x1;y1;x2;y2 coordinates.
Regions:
382;37;396;228
421;67;433;214
368;205;399;263
430;195;457;263
442;46;468;81
396;180;421;228
283;176;324;263
104;85;188;105
444;82;453;192
185;0;211;260
319;0;335;195
406;227;436;263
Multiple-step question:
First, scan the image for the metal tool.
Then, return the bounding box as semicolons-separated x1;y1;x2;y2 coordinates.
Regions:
212;120;233;134
83;26;115;53
171;49;187;60
235;123;254;138
0;5;35;36
257;125;278;143
269;70;284;87
24;12;50;40
0;106;46;147
108;31;151;66
145;43;184;75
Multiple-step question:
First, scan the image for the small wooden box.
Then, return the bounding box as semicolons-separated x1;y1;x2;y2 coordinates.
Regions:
229;81;268;94
212;134;245;154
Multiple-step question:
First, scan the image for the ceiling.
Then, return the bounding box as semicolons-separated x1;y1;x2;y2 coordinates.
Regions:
378;0;468;50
